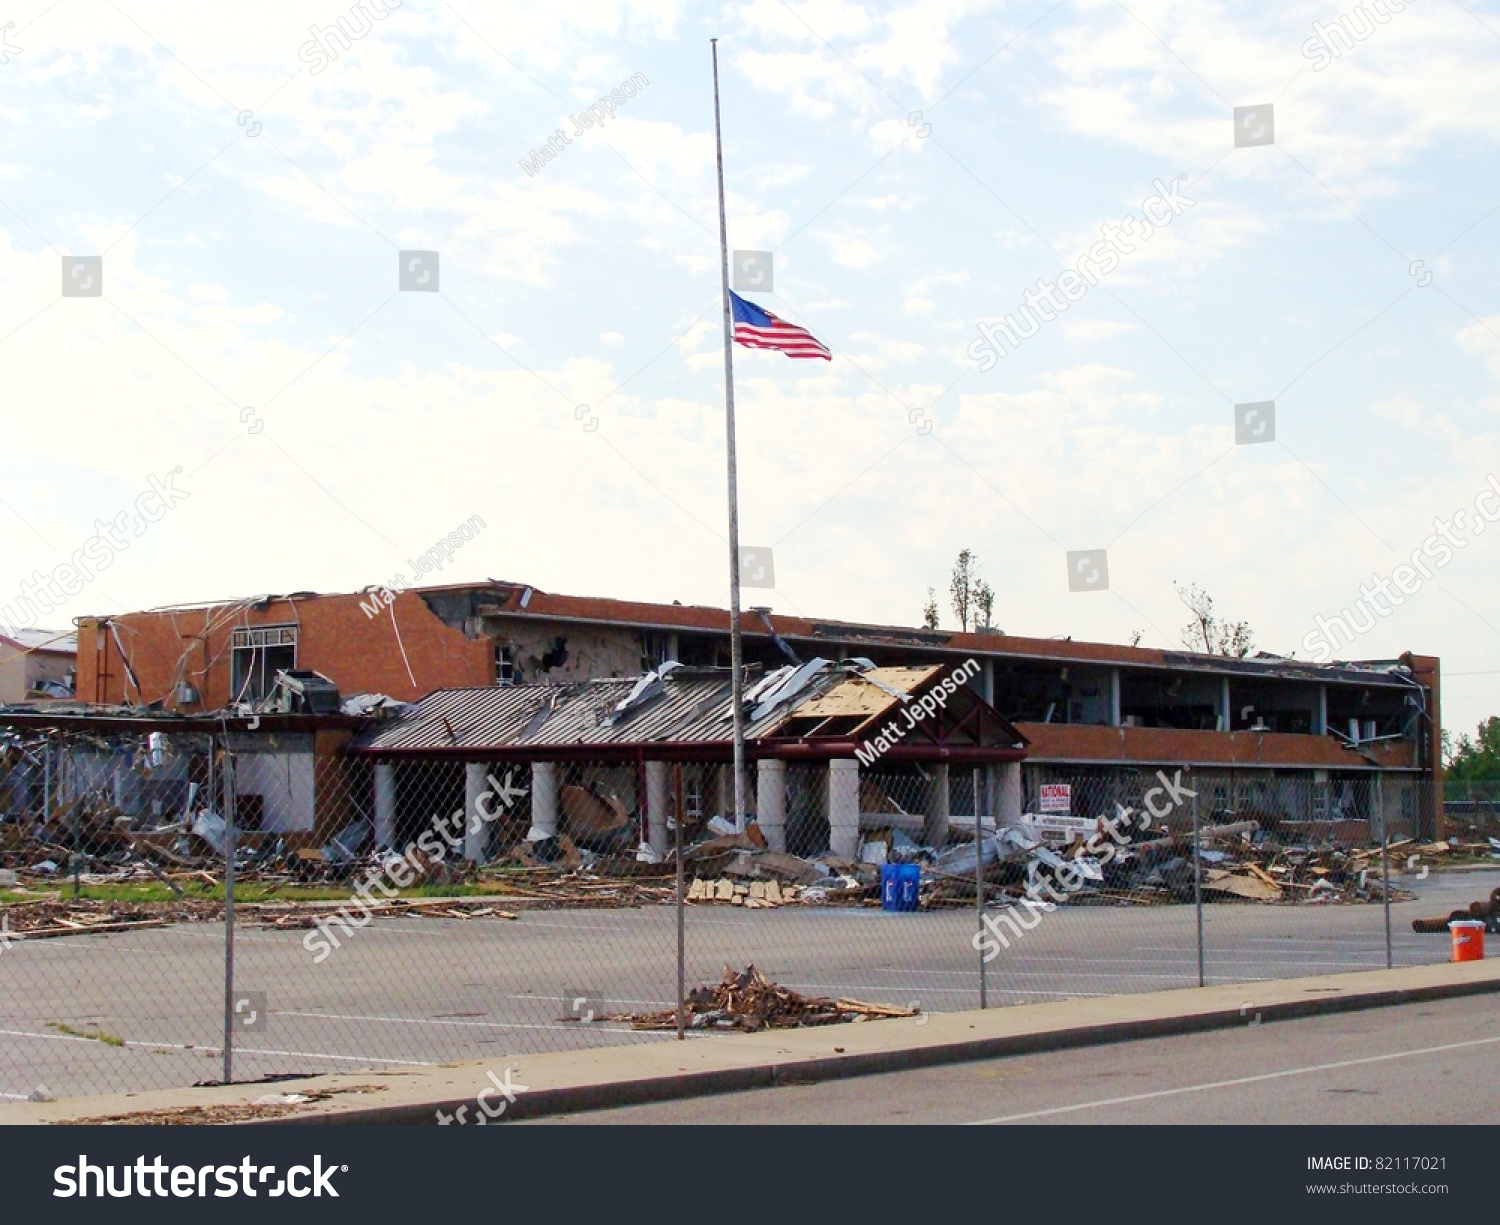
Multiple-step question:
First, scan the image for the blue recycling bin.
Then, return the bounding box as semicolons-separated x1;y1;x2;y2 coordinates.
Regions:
882;863;921;912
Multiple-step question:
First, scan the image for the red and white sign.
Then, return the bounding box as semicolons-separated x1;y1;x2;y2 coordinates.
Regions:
1038;784;1072;814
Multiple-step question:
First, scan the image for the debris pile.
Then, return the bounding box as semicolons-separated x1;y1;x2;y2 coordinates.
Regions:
5;716;1491;935
607;964;919;1032
0;895;223;938
1411;887;1500;935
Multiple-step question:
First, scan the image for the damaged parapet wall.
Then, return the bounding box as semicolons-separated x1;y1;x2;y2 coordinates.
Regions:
419;587;651;685
75;592;495;710
76;585;709;713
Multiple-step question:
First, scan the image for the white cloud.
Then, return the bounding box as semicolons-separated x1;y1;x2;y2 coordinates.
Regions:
3;0;1500;738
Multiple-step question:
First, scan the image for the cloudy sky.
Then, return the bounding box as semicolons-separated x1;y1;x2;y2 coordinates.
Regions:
2;0;1498;737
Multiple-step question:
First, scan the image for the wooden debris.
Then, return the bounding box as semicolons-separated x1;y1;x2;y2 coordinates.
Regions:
609;965;919;1032
687;876;802;907
1203;870;1282;902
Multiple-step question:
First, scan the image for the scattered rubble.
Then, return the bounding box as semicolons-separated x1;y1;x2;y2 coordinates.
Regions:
606;964;919;1031
66;1084;386;1126
0;896;220;937
5;727;1493;934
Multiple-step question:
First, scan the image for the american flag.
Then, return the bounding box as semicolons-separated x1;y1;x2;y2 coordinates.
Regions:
729;290;831;360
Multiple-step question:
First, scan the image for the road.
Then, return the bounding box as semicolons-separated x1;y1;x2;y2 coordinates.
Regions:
2;868;1493;1101
535;992;1500;1124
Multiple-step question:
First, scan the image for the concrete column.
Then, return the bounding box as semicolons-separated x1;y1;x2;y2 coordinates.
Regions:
757;758;787;852
465;762;489;863
374;762;397;849
1219;677;1232;732
981;659;995;705
828;758;860;860
529;761;559;840
645;760;669;856
998;760;1023;827
922;763;950;848
1315;685;1328;736
1110;669;1121;727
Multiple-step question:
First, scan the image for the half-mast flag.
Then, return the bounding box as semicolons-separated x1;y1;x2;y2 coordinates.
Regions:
729;290;831;360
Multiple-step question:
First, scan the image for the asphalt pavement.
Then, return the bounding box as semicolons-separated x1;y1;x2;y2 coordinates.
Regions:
532;992;1500;1125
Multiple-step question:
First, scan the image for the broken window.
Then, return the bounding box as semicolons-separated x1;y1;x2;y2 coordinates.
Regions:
230;625;297;704
639;631;670;672
495;642;518;686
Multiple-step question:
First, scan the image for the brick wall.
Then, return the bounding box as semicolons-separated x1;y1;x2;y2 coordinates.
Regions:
77;590;492;708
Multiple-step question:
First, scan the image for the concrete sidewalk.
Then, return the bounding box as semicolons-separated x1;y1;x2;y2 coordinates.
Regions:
5;959;1498;1125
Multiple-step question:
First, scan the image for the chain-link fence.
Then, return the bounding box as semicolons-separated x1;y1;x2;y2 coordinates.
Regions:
2;723;1496;1102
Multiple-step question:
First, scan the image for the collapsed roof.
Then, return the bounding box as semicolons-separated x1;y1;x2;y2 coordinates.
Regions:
354;659;1027;764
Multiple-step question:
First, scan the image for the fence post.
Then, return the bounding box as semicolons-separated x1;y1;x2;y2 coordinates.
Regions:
976;777;987;1011
674;763;685;1041
71;814;80;897
1192;790;1204;988
42;736;51;831
1381;809;1393;970
70;737;79;899
222;738;237;1085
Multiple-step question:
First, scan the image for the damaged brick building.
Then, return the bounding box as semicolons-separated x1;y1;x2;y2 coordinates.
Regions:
70;580;1443;841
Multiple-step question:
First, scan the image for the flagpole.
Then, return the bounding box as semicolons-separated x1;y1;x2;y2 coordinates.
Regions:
711;37;749;834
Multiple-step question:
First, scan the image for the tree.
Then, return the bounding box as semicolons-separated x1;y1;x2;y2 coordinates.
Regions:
950;549;977;632
926;550;996;631
973;579;995;631
1446;717;1500;781
1174;582;1254;657
921;587;940;630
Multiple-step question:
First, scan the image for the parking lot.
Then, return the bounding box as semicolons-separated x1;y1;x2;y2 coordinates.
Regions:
2;869;1492;1101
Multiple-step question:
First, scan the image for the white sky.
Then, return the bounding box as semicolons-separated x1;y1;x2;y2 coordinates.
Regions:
1;0;1498;739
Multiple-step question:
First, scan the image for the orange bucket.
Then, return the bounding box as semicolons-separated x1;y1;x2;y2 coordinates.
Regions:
1450;920;1486;963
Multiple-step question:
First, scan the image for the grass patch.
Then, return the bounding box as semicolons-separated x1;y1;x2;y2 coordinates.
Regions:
0;879;519;906
47;1020;125;1047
